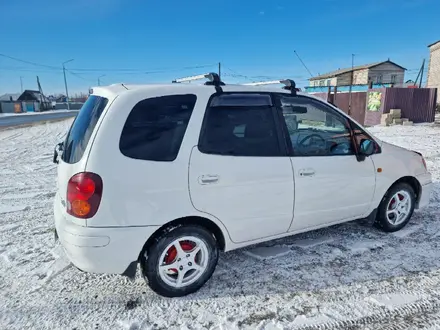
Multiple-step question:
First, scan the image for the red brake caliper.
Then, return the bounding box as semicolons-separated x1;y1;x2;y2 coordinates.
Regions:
164;241;195;274
389;194;404;210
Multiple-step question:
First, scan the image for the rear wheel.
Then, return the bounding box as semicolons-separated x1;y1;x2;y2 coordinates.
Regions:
140;225;219;297
375;182;416;232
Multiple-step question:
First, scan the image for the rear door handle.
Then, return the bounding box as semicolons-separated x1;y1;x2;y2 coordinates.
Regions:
198;175;219;185
299;169;315;177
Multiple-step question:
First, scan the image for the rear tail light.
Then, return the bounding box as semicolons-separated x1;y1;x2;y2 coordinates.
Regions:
67;172;103;219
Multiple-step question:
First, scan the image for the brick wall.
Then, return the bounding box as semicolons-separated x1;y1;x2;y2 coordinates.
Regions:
353;69;369;85
427;41;440;97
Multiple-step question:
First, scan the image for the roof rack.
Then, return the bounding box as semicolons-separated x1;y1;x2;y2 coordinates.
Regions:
243;79;298;95
172;72;224;92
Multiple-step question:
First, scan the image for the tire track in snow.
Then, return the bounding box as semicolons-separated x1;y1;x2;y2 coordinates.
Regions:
1;121;440;329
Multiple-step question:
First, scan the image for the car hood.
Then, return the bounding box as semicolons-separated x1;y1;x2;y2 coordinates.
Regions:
379;140;414;155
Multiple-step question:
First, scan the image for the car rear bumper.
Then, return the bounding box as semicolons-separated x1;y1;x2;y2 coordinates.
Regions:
54;193;159;275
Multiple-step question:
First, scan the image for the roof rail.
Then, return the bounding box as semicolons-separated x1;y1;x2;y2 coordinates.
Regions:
172;72;224;92
243;79;298;95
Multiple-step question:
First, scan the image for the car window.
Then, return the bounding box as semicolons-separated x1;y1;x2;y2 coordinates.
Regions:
119;94;196;161
198;94;281;157
62;95;109;164
276;95;354;157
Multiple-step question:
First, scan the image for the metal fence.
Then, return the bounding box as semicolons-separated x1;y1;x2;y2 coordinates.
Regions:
54;102;84;110
382;88;437;123
308;87;438;126
307;91;367;124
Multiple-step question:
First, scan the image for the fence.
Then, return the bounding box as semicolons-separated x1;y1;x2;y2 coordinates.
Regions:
54;102;84;110
308;87;437;126
308;91;367;124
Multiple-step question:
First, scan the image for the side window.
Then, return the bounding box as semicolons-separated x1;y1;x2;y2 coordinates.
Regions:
198;93;282;157
119;94;196;161
277;95;354;157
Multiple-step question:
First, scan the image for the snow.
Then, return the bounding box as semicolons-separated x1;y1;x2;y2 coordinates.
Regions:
290;236;334;248
1;120;440;329
0;204;30;214
0;109;74;117
365;293;421;309
243;246;291;260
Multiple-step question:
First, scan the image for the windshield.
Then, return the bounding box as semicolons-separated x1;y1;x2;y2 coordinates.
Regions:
61;95;109;164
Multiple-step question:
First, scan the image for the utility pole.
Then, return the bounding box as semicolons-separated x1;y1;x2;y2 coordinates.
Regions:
218;62;221;80
348;54;355;116
62;59;74;110
413;59;426;88
419;59;425;88
98;74;106;86
20;76;23;93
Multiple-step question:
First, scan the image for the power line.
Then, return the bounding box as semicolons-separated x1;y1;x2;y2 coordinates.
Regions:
0;67;63;73
0;53;217;75
65;69;95;82
70;64;216;73
0;53;60;70
224;67;302;82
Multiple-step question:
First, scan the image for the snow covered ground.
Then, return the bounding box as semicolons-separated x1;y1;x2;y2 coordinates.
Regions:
1;120;440;330
0;110;78;128
0;109;73;117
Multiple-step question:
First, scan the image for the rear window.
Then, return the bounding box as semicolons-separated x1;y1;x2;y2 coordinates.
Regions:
61;95;109;164
119;94;196;162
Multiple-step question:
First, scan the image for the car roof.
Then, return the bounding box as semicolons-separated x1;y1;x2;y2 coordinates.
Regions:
90;82;371;133
91;83;303;98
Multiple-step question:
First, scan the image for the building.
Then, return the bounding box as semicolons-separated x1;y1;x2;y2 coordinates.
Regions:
0;93;21;102
17;90;49;103
0;90;52;113
427;40;440;97
17;90;52;110
309;60;406;87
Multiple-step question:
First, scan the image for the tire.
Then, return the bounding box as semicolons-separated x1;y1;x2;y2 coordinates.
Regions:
140;225;219;297
375;182;416;232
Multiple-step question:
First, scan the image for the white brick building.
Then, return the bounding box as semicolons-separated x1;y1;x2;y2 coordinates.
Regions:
427;40;440;96
309;60;406;87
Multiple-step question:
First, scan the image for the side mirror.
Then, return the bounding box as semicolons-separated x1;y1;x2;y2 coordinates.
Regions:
359;139;374;156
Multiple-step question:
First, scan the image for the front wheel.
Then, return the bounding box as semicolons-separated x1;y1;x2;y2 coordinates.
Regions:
140;225;219;297
375;182;416;232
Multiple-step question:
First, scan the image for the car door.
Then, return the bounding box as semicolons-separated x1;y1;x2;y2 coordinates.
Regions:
273;94;377;232
189;93;294;243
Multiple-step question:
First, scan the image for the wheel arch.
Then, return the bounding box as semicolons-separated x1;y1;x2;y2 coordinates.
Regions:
387;176;422;205
138;215;228;260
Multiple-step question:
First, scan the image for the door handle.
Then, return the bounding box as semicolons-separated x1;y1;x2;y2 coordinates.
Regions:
299;169;315;177
198;175;219;185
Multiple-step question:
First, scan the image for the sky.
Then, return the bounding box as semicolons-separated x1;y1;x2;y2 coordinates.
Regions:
0;0;439;95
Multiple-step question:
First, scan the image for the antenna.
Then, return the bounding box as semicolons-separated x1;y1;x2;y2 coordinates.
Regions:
294;50;313;77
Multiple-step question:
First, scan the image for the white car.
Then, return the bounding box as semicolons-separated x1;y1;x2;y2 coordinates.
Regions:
53;74;432;297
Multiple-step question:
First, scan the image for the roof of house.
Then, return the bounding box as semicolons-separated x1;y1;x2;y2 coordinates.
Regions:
17;90;50;103
428;40;440;48
309;60;406;81
0;93;21;101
